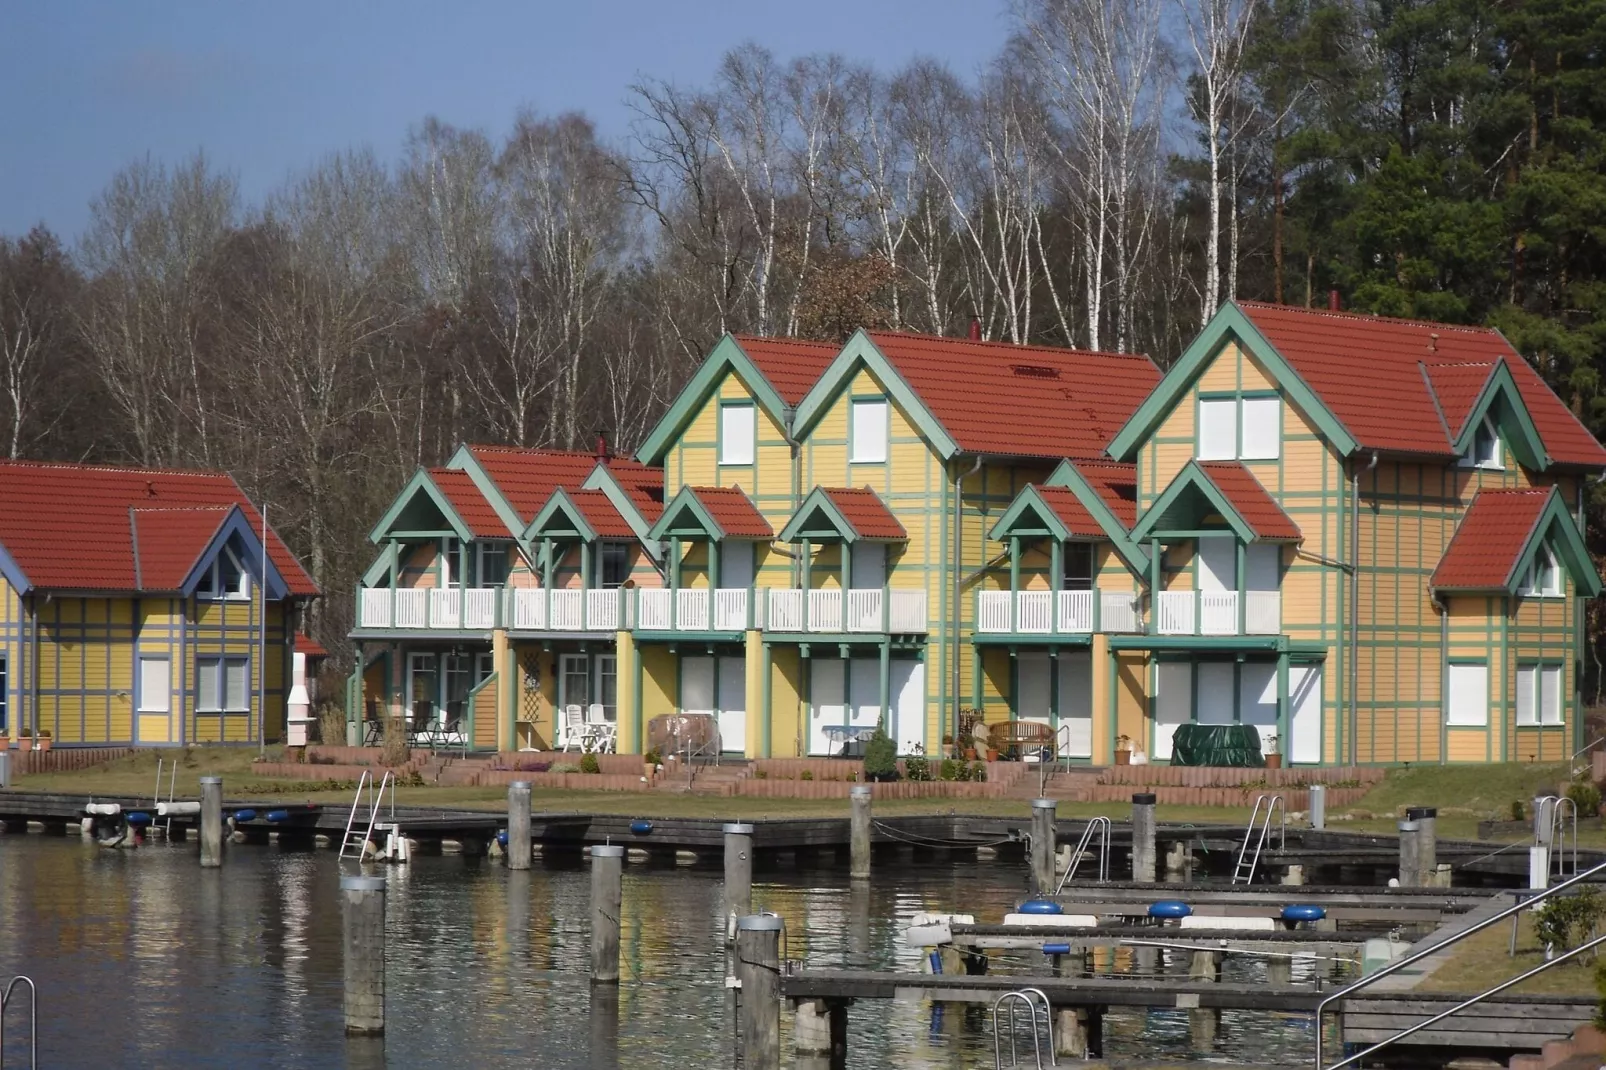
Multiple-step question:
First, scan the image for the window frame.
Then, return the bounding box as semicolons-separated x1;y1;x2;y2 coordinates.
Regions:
599;541;632;589
718;401;756;467
1521;546;1563;598
1197;392;1281;461
1458;416;1503;470
849;396;890;464
1446;660;1490;727
475;541;509;587
196;654;251;714
138;655;171;714
197;546;251;602
1062;542;1095;592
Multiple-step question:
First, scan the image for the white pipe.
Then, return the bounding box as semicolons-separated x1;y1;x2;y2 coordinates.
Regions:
157;801;201;817
83;803;121;816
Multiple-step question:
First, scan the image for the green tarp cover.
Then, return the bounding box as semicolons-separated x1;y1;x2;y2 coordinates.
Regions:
1170;723;1265;767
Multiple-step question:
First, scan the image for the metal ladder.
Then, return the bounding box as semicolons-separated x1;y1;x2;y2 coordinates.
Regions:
339;770;394;862
1;975;37;1069
1231;793;1285;885
1534;795;1579;880
153;757;178;837
993;987;1057;1068
1055;817;1111;892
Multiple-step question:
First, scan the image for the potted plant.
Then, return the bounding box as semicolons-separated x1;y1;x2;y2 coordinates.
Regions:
35;729;51;752
863;728;899;783
643;748;662;780
1263;734;1281;769
1115;734;1132;766
941;734;956;760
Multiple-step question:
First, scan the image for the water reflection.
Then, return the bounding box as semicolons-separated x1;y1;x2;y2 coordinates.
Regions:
0;837;1322;1068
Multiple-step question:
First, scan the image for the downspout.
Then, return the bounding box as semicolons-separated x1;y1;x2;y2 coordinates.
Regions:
1350;451;1378;765
952;455;983;746
1432;591;1448;764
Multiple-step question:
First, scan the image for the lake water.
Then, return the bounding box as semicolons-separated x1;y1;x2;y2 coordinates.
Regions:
0;836;1330;1068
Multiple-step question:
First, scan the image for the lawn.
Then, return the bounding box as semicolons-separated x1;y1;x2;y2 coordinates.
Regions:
1419;908;1603;998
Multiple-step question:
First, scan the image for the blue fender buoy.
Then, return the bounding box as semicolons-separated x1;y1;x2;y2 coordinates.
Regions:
125;811;152;827
1282;904;1326;923
1042;942;1072;955
265;810;290;823
1017;899;1064;915
1147;900;1192;919
231;809;257;823
629;820;654;835
497;830;509;847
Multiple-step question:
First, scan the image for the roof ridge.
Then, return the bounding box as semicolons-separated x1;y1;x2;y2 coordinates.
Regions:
128;504;233;513
868;328;1152;361
1236;300;1504;337
0;458;232;479
732;334;838;349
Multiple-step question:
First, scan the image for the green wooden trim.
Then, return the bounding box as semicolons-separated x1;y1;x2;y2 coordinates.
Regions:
1434;487;1600;597
635;335;792;464
444;444;531;556
525;488;599;543
1042;461;1152;574
1108;301;1359;461
581;466;658;555
793;330;960;458
779;485;904;544
367;468;475;544
649;485;732;542
1130;460;1258;543
1449;360;1548;470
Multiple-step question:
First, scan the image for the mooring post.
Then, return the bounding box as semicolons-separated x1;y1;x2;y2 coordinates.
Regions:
736;914;782;1070
1164;839;1189;882
591;844;624;984
1267;954;1292;986
724;822;754;930
793;997;832;1061
1397;818;1421;888
506;781;532;870
1131;792;1157;882
588;986;619;1069
0;750;10;790
1030;798;1057;894
341;874;386;1035
1308;784;1326;829
849;785;872;881
1188;949;1222;1050
1408;806;1437;886
1056;1006;1103;1058
199;776;223;867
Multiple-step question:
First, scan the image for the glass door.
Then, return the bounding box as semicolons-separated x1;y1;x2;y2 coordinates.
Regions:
442;654;472;730
407;653;439;731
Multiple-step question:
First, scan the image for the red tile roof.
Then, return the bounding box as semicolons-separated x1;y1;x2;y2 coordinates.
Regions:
1069;462;1139;528
428;468;508;539
1422;362;1492;438
131;506;232;590
1197;462;1302;540
1430;488;1552;589
688;486;773;538
607;467;666;523
295;632;330;660
734;336;841;406
564;490;639;539
865;331;1161;460
1030;487;1105;538
821;487;907;540
0;461;317;595
467;446;661;523
1237;302;1606;467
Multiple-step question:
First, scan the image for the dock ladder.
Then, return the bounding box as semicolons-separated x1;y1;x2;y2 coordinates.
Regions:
1055;816;1111;892
153;757;178;837
1231;793;1285;885
992;987;1056;1068
1533;795;1578;880
339;770;395;862
1;975;37;1069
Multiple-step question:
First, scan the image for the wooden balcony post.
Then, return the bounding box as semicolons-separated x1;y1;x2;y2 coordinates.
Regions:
800;540;811;630
669;537;682;590
1009;536;1021;633
1148;539;1161;635
1236;540;1247;635
878;641;891;733
1276;652;1290;758
709;539;721;591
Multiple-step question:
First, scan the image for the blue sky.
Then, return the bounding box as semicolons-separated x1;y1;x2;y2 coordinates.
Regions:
0;2;1010;240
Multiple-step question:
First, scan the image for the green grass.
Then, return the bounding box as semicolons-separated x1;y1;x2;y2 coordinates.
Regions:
1344;761;1574;820
1420;911;1602;997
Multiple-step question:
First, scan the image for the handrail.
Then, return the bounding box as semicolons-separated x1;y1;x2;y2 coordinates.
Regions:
993;987;1056;1068
1233;794;1285;885
1056;816;1112;891
1313;853;1606;1069
1571;734;1606;761
1037;724;1074;796
1;974;37;1070
1323;927;1606;1070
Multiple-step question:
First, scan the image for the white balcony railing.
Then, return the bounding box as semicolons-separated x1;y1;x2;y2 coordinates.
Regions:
759;587;928;634
713;588;749;631
1016;590;1053;633
767;589;805;631
1099;591;1142;634
809;589;843;632
511;587;548;630
636;588;671;630
1056;590;1093;633
888;590;928;633
1150;589;1280;636
1245;590;1281;635
428;588;460;629
586;588;621;630
676;588;709;631
845;589;883;632
1156;591;1195;635
549;589;583;630
977;591;1012;632
1199;591;1239;635
973;588;1133;635
357;586;502;630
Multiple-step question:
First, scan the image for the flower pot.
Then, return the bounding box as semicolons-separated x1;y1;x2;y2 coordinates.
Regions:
1264;753;1281;769
963;748;976;762
1114;748;1131;766
643;763;656;780
35;736;50;752
985;749;999;763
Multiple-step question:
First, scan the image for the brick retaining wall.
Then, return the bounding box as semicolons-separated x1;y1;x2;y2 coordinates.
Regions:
7;746;137;775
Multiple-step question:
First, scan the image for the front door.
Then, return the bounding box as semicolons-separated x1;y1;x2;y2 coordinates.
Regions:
1016;653;1052;738
559;654;590;718
808;658;845;755
716;655;745;753
1289;664;1323;763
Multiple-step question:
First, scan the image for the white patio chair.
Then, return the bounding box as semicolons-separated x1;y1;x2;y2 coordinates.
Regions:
560;704;591;752
587;704;617;754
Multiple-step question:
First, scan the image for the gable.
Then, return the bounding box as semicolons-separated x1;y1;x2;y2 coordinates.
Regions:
368;469;474;543
636;335;795;465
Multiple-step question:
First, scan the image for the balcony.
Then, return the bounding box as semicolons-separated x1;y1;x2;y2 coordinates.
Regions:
973;589;1144;637
634;588;757;633
1154;590;1281;636
508;587;626;632
355;586;634;633
763;588;928;635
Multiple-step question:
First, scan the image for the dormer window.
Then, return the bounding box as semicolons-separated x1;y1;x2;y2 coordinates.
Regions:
197;547;250;601
1521;547;1562;597
475;542;508;587
1062;542;1095;591
1459;417;1502;469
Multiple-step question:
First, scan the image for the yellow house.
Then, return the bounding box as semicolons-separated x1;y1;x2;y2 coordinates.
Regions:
0;461;318;747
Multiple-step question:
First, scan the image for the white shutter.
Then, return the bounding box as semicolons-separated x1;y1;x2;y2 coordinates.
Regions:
1239;661;1279;756
225;659;249;711
851;400;889;463
720;404;755;465
1198;398;1237;460
1516;665;1537;725
850;657;881;728
1541;666;1563;725
1447;663;1489;726
1057;651;1093;758
1197;536;1236;592
681;656;715;715
196;659;219;712
1245;544;1280;591
890;659;926;755
716;655;747;752
1196;662;1235;723
139;658;170;713
1240;397;1281;459
1154;662;1192;760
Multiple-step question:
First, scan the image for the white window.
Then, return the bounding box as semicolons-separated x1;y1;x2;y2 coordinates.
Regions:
1542;665;1563;725
720;403;755;466
1521;547;1562;597
1198;398;1237;460
721;541;755;588
1198;396;1280;461
197;547;250;600
1459;417;1502;469
138;656;171;713
851;399;889;463
198;656;250;712
1447;662;1489;726
1521;665;1564;726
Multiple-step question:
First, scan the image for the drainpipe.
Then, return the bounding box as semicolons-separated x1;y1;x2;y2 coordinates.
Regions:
1432;591;1448;764
1350;451;1378;766
952;455;984;746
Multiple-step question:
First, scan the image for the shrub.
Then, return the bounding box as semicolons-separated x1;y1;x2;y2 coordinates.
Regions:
1535;886;1604;952
754;769;768;780
551;762;581;774
800;769;814;781
863;728;898;781
1510;799;1527;822
953;760;973;782
905;755;932;782
397;770;426;788
643;749;662;767
938;758;960;781
513;758;551;773
1567;780;1602;817
969;761;987;783
579;753;601;774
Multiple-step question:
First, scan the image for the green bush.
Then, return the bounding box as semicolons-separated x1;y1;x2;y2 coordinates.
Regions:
643;749;662;767
1510;799;1527;822
800;769;814;781
905;755;932;782
938;758;960;782
863;728;898;781
954;760;973;782
551;762;580;774
1567;780;1602;817
1535;886;1603;952
969;761;987;783
579;753;601;774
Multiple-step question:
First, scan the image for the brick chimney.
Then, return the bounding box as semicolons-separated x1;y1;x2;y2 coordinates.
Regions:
1328;289;1341;312
968;318;981;341
595;435;609;466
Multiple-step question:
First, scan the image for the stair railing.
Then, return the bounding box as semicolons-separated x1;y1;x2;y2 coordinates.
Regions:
992;986;1056;1068
1232;794;1285;885
1055;816;1112;892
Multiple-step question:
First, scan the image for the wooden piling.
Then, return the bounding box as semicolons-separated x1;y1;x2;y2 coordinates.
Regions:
588;986;619;1069
0;751;10;789
1056;1006;1103;1058
1408;806;1436;886
341;874;386;1035
1267;955;1292;986
1131;793;1157;882
591;844;624;984
1031;799;1057;894
1308;784;1327;829
723;822;754;930
736;914;782;1070
849;786;872;881
1164;840;1189;882
793;997;832;1058
1397;819;1421;888
1188;949;1222;1051
199;776;223;867
506;781;532;870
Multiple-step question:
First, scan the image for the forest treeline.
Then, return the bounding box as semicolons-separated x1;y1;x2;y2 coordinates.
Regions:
3;0;1604;684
